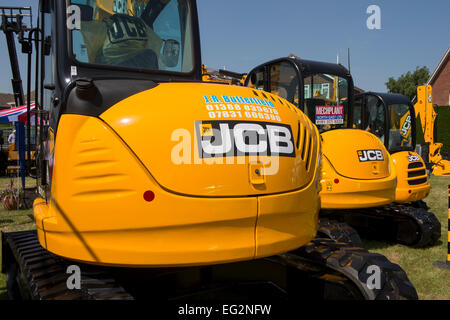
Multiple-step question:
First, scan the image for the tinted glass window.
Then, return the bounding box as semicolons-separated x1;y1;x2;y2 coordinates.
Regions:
70;0;193;72
247;67;265;91
364;95;386;143
388;103;413;151
269;62;299;106
303;74;349;132
352;96;363;129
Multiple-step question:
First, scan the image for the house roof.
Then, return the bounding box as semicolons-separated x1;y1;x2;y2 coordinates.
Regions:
428;46;450;85
353;86;364;94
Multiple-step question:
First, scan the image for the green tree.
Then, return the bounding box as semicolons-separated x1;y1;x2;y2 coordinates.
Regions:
385;66;430;100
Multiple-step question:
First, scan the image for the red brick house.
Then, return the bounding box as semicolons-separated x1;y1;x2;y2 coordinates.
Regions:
428;46;450;106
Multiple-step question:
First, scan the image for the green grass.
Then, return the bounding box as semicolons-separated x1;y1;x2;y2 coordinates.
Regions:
363;175;450;300
0;177;448;300
0;177;36;300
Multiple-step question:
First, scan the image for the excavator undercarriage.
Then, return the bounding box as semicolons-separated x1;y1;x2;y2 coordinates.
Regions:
321;204;440;248
2;231;418;300
0;1;422;302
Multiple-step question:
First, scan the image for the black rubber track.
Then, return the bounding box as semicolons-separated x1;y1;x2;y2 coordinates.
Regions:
292;239;419;300
385;204;441;248
3;230;133;300
407;200;429;210
322;204;441;248
317;218;363;247
3;231;419;300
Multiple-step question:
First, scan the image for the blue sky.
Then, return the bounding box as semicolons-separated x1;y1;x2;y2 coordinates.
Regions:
0;0;449;93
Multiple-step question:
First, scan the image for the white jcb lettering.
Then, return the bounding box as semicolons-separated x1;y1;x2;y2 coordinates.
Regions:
266;125;294;155
234;123;267;154
408;155;420;162
359;150;384;162
401;115;411;136
367;150;377;160
196;121;295;159
375;150;383;160
201;124;232;155
359;151;368;162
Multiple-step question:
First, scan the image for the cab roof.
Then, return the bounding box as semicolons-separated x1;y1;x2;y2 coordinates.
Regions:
356;92;413;106
291;58;351;78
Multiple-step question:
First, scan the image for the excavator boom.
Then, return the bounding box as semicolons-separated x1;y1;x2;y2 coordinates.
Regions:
414;85;450;176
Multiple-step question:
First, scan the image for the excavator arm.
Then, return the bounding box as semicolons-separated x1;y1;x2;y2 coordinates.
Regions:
414;85;450;176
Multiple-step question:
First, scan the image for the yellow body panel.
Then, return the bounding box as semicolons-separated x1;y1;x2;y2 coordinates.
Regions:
319;129;396;209
391;151;430;203
319;154;396;209
101;82;318;197
256;182;319;257
34;82;320;267
432;160;450;176
320;129;391;180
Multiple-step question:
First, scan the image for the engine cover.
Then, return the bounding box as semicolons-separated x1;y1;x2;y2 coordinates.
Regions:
100;82;319;196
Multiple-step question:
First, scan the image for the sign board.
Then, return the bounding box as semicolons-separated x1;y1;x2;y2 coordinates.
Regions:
315;106;344;125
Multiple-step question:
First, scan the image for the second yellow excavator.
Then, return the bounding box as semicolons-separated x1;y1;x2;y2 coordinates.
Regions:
243;56;440;247
353;91;431;207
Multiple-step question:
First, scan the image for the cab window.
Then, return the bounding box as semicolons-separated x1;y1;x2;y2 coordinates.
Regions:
364;95;386;143
352;96;363;129
303;73;349;132
247;67;265;90
69;0;193;72
388;104;413;151
268;62;299;107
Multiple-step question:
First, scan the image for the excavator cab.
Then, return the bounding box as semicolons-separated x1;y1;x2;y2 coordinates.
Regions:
245;57;397;209
354;92;430;203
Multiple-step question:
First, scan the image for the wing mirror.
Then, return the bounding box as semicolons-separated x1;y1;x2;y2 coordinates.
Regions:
161;39;180;68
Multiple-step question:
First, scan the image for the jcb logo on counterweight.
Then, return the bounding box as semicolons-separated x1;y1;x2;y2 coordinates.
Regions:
357;149;384;162
196;120;295;158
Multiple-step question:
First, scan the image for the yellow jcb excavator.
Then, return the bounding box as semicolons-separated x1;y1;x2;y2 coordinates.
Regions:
0;1;417;300
353;92;431;206
243;56;440;248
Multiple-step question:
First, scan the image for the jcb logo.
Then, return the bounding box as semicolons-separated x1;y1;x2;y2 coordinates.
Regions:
408;155;421;162
400;115;411;137
357;149;384;162
196;121;295;158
